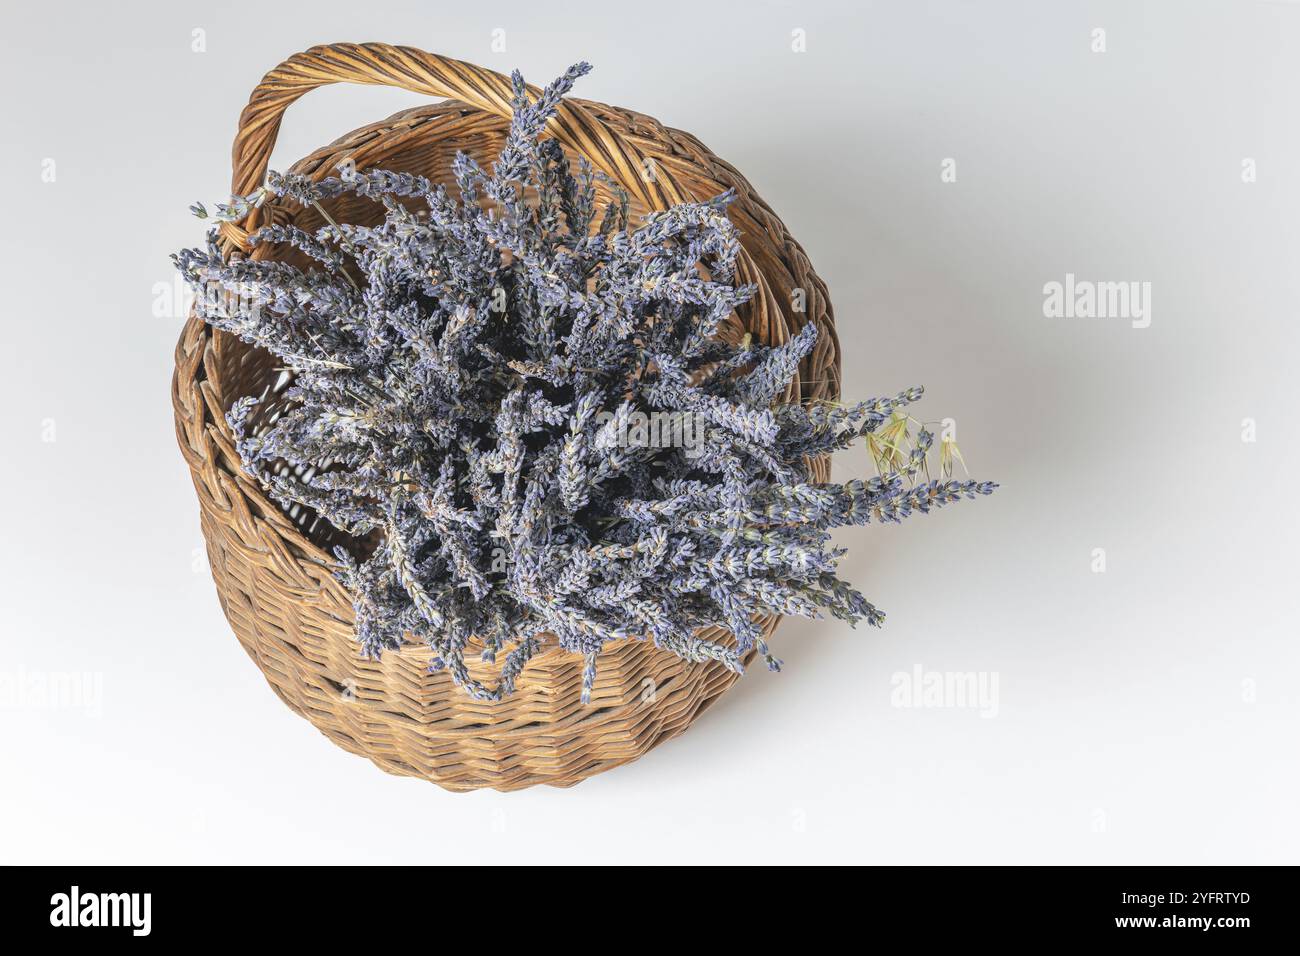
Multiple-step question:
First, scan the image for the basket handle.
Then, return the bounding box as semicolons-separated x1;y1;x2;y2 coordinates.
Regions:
225;42;684;248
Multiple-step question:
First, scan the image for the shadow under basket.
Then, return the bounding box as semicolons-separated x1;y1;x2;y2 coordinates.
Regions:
172;43;841;792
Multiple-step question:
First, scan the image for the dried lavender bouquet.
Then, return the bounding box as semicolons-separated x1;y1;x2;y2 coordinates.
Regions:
174;63;994;702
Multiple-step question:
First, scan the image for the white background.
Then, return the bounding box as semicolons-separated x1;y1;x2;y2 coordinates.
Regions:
2;0;1297;864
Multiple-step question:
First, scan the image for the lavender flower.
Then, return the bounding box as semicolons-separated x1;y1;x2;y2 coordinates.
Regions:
174;62;995;702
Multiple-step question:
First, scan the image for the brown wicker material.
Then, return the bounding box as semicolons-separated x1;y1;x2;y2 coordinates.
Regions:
172;43;841;791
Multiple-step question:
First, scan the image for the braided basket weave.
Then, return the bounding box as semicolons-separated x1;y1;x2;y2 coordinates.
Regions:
172;43;841;791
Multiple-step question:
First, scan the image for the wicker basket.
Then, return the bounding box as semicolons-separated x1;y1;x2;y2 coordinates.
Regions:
172;43;841;791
